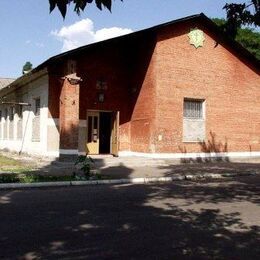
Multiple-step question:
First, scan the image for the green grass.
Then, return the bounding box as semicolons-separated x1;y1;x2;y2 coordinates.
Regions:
0;173;75;184
0;154;34;173
0;155;23;167
0;154;101;184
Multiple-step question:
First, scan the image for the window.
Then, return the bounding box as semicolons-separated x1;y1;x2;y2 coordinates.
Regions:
9;107;14;121
17;105;23;118
183;98;205;142
184;99;204;119
4;108;8;120
35;98;40;116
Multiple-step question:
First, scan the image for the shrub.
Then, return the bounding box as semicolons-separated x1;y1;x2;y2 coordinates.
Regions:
74;155;95;179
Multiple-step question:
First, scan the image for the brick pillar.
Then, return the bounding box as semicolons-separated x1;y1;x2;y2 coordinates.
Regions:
59;78;80;154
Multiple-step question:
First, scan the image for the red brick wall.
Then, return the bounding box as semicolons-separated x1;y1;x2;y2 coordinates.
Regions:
130;42;157;153
77;36;157;152
59;78;79;150
48;73;61;119
77;47;132;151
47;21;259;155
153;21;260;153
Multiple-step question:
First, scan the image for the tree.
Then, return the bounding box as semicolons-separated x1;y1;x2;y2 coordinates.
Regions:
22;61;33;74
49;0;260;38
223;1;260;38
213;18;260;59
49;0;259;38
49;0;122;18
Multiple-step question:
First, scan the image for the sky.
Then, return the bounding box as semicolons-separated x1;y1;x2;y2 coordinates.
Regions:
0;0;247;78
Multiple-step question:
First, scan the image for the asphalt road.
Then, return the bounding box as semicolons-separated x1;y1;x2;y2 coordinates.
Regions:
0;176;260;259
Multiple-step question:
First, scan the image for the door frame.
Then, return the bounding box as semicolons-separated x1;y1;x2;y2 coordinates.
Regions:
86;109;119;155
86;111;100;155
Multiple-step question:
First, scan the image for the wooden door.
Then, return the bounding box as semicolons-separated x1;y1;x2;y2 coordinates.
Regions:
86;111;99;154
111;111;119;156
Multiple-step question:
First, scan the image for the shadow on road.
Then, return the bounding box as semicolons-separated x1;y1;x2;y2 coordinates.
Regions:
0;174;259;259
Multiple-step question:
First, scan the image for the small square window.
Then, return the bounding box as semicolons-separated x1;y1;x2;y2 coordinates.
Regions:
184;99;204;119
35;98;40;116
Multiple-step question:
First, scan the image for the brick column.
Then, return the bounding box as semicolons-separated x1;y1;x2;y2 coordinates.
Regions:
59;78;80;154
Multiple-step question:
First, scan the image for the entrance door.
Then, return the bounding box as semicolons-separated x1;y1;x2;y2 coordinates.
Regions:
86;110;119;155
99;112;112;154
111;111;119;156
86;111;99;154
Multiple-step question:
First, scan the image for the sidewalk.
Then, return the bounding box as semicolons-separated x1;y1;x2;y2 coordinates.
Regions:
1;152;260;182
93;156;260;179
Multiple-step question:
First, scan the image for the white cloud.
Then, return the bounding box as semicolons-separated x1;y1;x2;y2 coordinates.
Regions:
25;40;44;48
51;19;133;52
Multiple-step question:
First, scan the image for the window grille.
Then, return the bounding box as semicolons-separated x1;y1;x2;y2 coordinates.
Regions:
184;99;204;119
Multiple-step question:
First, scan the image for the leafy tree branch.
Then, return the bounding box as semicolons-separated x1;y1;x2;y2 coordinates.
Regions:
49;0;259;38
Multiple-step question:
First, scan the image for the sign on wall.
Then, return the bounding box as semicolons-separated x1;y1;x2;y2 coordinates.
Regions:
188;28;205;49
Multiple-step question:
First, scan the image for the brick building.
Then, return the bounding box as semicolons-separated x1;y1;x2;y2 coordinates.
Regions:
0;14;259;159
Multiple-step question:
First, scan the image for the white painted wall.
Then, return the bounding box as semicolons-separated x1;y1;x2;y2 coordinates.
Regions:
0;73;53;157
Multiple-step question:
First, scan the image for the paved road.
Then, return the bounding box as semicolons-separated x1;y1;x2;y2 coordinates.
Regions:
0;176;259;259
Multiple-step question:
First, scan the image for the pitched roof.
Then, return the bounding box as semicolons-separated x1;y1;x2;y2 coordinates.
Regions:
0;78;15;90
2;13;259;91
41;13;259;69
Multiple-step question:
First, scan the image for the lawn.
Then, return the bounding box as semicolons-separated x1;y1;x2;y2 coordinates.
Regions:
0;154;99;183
0;154;34;173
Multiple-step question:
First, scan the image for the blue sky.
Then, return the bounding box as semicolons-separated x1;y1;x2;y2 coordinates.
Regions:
0;0;246;78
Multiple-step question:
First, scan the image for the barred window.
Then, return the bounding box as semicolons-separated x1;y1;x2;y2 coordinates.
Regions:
184;99;204;119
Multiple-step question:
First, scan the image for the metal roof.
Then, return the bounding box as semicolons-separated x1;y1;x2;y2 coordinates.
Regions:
0;78;15;90
1;13;259;92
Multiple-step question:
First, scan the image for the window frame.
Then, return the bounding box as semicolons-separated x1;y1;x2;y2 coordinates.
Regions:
183;98;206;143
183;98;205;120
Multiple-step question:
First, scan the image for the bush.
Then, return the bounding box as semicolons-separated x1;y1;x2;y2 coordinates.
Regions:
74;155;95;179
0;174;19;183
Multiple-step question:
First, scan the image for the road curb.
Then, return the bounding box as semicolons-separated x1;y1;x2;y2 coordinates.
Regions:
0;172;257;190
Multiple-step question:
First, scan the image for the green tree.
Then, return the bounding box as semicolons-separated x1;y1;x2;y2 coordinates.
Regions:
22;61;33;74
223;1;259;38
49;0;122;18
213;18;260;59
49;0;259;38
